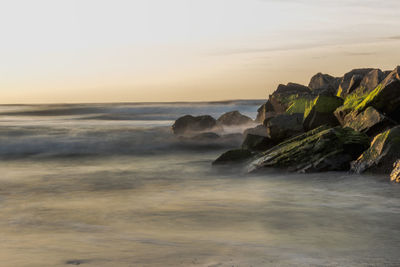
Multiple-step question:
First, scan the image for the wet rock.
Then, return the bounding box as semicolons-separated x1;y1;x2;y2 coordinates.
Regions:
213;149;255;165
172;115;217;135
243;125;268;137
303;95;344;131
249;126;369;173
390;160;400;183
217;111;253;126
264;113;304;141
343;106;396;137
351;126;400;174
241;134;276;152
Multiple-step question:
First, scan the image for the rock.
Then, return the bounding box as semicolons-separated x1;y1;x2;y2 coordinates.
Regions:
285;98;312;115
337;68;374;98
390;160;400;183
172;115;217;135
217;111;253;126
303;95;344;131
351;126;400;174
358;69;385;95
241;134;276;151
355;66;400;121
343;106;396;137
264;113;304;141
269;83;312;113
243;125;268;137
308;72;341;96
256;101;275;123
213;149;255;165
334;69;387;125
249;126;370;173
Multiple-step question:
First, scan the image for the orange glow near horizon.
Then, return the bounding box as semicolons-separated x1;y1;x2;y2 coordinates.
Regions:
0;0;399;104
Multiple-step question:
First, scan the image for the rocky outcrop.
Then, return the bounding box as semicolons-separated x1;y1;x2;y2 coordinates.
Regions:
264;113;304;141
249;126;369;173
269;83;312;113
351;126;400;174
303;95;343;131
172;115;218;135
217;111;253;126
343;107;395;137
308;73;341;96
390;160;400;183
337;68;374;98
355;66;400;121
213;149;255;165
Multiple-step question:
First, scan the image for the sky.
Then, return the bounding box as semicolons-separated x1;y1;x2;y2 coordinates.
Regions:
0;0;400;103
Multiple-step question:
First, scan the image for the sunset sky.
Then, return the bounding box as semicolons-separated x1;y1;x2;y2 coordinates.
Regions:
1;0;400;103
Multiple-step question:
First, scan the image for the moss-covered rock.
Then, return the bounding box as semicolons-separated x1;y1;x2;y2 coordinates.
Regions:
334;91;369;125
355;66;400;119
343;106;395;137
264;113;304;141
390;160;400;183
249;126;369;173
285;98;312;115
351;126;400;174
303;95;344;131
213;149;255;165
269;83;312;113
337;68;374;98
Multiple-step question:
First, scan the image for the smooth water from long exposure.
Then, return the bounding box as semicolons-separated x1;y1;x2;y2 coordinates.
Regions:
0;101;399;267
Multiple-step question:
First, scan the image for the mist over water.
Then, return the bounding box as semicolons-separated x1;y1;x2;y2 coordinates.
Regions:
0;101;399;266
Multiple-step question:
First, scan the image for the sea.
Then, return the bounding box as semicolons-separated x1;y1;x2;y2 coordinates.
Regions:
0;101;399;267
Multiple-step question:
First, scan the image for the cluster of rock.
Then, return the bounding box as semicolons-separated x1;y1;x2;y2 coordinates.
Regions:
171;110;256;148
173;66;400;182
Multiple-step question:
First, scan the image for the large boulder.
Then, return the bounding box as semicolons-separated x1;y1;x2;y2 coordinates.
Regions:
357;69;386;95
355;66;400;121
269;83;312;113
172;115;217;135
343;106;396;137
264;113;304;141
256;101;275;123
337;68;374;98
308;72;341;96
213;149;255;165
243;125;268;137
390;160;400;183
249;126;370;173
351;126;400;174
303;95;344;131
217;111;254;126
241;134;276;152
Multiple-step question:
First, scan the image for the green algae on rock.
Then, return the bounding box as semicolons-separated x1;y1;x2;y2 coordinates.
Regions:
344;106;395;137
351;126;400;174
249;126;369;173
303;95;343;131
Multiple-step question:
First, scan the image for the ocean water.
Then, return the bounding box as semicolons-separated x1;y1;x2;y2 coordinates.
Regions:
0;101;399;267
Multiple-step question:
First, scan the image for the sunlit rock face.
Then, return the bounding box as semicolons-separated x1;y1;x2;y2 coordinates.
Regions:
390;160;400;183
249;126;369;173
351;126;400;174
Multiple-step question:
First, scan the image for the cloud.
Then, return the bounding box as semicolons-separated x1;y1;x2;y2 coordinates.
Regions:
388;36;400;40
